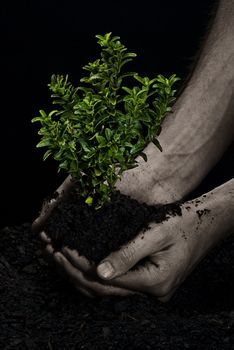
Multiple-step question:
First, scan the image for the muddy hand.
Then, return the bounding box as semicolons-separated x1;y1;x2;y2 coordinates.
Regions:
96;179;234;301
40;179;234;300
45;198;215;301
41;233;139;298
96;198;222;301
32;175;76;233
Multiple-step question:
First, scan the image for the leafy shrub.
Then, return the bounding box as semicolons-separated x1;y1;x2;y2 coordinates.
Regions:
32;32;180;209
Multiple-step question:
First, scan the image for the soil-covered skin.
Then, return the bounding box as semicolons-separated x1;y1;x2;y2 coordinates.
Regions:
0;223;234;349
44;189;181;264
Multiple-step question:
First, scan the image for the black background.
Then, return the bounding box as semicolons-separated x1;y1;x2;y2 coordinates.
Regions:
1;0;218;227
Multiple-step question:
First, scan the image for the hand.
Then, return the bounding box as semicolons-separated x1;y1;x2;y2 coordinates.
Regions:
32;140;188;233
33;145;184;300
34;143;211;301
32;175;76;233
41;199;215;301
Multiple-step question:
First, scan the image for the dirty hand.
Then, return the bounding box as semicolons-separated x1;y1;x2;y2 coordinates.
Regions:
41;199;215;301
32;140;185;234
33;142;207;301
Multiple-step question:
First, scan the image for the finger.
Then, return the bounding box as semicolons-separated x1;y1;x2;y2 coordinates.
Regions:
96;222;163;280
42;244;55;266
107;261;162;293
39;231;51;244
62;247;95;275
41;244;93;298
53;252;137;297
76;287;96;299
44;243;54;255
56;174;76;195
108;260;173;299
32;175;76;233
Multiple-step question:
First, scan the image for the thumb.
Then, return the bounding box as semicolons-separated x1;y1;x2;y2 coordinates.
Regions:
32;175;76;233
97;230;153;280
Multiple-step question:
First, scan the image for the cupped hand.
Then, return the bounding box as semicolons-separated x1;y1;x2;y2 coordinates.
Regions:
40;200;213;301
34;144;196;301
32;142;184;233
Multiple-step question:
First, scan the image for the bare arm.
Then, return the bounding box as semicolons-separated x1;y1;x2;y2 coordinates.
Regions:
195;178;234;252
117;0;234;204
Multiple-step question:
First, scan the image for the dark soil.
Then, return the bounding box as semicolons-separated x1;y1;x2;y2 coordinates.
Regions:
44;189;181;264
1;222;234;349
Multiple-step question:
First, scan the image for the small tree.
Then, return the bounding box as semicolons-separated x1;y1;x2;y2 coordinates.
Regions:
32;32;180;209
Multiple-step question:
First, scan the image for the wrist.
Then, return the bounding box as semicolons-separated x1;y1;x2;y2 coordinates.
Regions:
139;138;202;204
184;179;234;252
124;142;187;205
205;179;234;243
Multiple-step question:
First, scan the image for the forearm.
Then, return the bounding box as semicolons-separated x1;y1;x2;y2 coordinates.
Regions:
187;178;234;254
116;0;234;205
143;0;234;200
165;0;234;156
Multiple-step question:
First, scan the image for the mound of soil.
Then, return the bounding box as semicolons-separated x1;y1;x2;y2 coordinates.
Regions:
44;189;181;264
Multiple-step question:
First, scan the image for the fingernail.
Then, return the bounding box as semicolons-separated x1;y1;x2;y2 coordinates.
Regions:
97;261;114;279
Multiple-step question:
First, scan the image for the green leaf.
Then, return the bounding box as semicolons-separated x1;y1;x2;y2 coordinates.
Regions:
92;178;101;186
96;134;106;146
152;138;163;152
43;150;52;161
139;152;147;162
54;149;64;161
39;110;47;118
123;52;137;58
48;110;59;118
85;196;93;206
130;143;144;155
94;168;102;176
156;75;166;84
138;113;151;122
124;142;133;147
58;160;68;170
36;139;51;148
79;139;90;152
169;74;181;84
105;128;113;141
82;150;96;160
31;117;42;123
122;86;133;94
134;74;144;85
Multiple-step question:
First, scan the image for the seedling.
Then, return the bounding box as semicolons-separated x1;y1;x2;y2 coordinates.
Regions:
32;33;180;209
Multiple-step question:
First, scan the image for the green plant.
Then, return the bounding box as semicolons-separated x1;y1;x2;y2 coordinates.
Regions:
32;32;180;209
